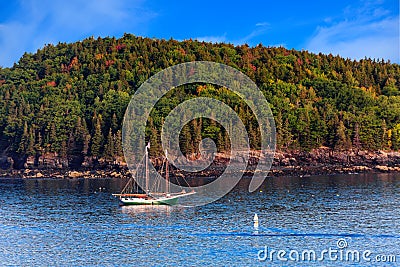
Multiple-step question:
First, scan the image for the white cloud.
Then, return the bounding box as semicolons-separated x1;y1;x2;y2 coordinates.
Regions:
195;22;270;46
306;2;399;62
235;25;269;45
255;22;269;27
0;0;156;67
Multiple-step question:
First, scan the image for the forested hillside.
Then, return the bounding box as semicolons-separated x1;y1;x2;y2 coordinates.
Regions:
0;34;399;169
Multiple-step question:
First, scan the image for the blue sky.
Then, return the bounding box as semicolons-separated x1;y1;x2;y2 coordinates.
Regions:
0;0;398;67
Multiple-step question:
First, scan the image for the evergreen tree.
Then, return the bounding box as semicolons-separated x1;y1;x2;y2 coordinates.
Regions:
90;115;103;158
104;128;115;161
334;120;350;151
352;122;361;151
114;130;123;157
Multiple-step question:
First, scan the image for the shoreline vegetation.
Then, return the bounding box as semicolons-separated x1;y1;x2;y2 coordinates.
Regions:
1;148;399;179
0;35;399;178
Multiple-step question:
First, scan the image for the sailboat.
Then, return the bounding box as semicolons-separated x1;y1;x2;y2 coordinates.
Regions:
113;144;195;205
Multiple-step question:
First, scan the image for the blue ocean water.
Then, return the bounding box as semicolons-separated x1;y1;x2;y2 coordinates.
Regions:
0;173;399;266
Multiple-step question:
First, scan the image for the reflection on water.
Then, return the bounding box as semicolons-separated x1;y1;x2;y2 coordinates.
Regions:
0;173;399;266
121;205;174;216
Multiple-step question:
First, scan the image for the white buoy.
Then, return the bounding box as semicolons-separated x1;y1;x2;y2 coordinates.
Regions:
253;213;259;229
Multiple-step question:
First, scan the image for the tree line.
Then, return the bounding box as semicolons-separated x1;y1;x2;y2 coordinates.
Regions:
0;34;399;169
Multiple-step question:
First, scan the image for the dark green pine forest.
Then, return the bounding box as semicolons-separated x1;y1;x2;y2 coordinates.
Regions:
0;34;399;169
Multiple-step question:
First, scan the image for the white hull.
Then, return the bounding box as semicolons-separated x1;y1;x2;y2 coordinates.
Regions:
114;191;196;206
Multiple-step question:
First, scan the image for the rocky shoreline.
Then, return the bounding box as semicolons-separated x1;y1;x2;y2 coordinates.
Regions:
0;148;399;179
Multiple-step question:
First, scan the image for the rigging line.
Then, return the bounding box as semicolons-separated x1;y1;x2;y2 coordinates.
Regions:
122;152;147;194
180;174;192;190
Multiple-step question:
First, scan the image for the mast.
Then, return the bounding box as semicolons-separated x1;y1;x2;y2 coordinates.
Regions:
165;150;169;194
145;142;149;194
